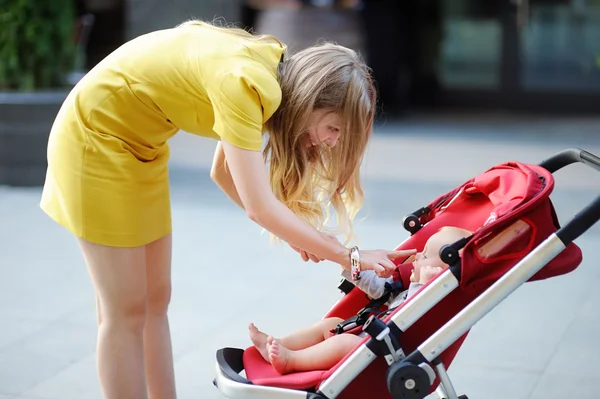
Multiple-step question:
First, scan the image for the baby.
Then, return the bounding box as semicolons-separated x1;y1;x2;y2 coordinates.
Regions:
249;226;472;374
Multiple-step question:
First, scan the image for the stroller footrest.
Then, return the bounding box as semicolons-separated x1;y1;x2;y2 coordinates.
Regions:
215;347;251;385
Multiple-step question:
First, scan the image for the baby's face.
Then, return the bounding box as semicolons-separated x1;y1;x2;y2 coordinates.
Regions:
413;231;453;269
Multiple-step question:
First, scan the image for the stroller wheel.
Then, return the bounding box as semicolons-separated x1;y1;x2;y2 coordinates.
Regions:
386;361;431;399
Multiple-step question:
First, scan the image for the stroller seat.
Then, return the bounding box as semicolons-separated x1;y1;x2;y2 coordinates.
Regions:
243;346;326;389
214;148;600;399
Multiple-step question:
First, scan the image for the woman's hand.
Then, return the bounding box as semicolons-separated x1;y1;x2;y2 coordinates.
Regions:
290;234;339;263
290;244;324;262
358;249;417;278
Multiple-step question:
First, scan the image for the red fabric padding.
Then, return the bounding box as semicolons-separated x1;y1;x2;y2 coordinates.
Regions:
413;162;582;293
243;346;326;389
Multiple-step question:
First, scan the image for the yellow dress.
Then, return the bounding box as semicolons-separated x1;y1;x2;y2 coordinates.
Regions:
40;23;286;247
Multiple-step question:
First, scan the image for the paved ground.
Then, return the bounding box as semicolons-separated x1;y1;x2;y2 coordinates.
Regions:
1;114;599;399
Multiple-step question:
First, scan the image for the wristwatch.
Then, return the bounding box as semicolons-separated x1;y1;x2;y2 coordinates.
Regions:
350;246;361;281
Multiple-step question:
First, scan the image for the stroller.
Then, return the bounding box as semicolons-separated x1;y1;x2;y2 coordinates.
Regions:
213;148;600;399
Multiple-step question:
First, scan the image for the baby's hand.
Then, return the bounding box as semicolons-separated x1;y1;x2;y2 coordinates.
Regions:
419;265;443;284
410;261;422;283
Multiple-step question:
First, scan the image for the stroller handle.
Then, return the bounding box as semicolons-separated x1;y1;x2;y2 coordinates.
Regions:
539;148;600;246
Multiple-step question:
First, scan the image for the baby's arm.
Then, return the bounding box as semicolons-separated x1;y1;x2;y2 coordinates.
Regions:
389;267;443;307
405;266;443;298
340;269;392;299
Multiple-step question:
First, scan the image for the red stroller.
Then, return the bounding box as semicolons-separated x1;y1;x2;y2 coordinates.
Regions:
213;148;600;399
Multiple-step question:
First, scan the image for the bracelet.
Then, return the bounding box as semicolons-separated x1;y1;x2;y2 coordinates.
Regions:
350;246;361;281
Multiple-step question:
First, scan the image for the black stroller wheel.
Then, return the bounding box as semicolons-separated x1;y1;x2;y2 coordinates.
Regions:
386;361;431;399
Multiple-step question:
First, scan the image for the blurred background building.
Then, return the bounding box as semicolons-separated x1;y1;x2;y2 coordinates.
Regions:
78;0;600;115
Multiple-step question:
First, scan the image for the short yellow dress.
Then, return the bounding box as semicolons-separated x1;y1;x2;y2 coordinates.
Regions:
40;23;286;247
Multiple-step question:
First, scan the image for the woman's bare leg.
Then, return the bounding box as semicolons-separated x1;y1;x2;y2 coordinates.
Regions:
143;234;176;399
268;334;361;374
78;238;148;399
249;317;344;362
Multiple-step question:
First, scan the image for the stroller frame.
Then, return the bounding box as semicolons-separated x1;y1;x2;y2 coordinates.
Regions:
214;148;600;399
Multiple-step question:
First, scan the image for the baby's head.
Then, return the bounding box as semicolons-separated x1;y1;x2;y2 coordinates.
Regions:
414;226;473;269
411;226;473;283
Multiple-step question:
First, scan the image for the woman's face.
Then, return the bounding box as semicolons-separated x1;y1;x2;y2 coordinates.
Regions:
305;109;342;148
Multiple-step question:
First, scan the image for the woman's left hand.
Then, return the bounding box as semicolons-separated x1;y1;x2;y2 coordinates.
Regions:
289;234;339;263
290;244;324;262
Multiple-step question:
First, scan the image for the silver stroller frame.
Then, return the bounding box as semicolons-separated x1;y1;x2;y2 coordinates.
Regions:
214;148;600;399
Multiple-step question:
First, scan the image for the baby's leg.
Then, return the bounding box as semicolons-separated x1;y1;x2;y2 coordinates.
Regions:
249;318;343;363
268;333;362;374
280;317;344;350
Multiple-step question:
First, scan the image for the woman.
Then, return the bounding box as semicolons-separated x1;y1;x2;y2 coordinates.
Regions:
40;20;415;398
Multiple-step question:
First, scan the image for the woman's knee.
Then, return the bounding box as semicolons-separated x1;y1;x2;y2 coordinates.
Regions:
77;238;149;330
100;295;148;331
147;281;172;316
145;234;173;317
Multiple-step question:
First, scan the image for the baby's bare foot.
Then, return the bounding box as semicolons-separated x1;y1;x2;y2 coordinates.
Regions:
268;338;292;374
248;323;270;363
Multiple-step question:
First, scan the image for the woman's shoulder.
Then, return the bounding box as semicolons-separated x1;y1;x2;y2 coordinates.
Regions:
203;49;283;116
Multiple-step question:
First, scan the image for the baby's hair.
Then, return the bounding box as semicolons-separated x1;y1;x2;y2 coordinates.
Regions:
435;226;473;258
437;226;473;238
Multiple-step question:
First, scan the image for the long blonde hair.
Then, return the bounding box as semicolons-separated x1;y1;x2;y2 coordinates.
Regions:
264;43;376;244
178;19;376;243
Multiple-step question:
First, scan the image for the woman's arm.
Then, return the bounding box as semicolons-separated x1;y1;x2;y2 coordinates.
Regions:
212;141;326;263
219;141;414;276
220;140;352;267
210;142;245;210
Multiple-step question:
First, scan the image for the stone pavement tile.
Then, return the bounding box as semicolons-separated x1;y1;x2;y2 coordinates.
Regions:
0;345;73;396
166;118;600;184
360;134;600;189
8;319;96;364
529;374;597;399
0;188;93;324
175;334;246;399
0;317;47;352
442;364;540;399
449;283;576;372
0;298;97;395
535;287;600;381
0;395;47;399
58;302;96;328
0;270;93;323
22;354;101;399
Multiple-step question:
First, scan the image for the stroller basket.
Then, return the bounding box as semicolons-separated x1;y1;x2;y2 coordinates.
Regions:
213;148;600;399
